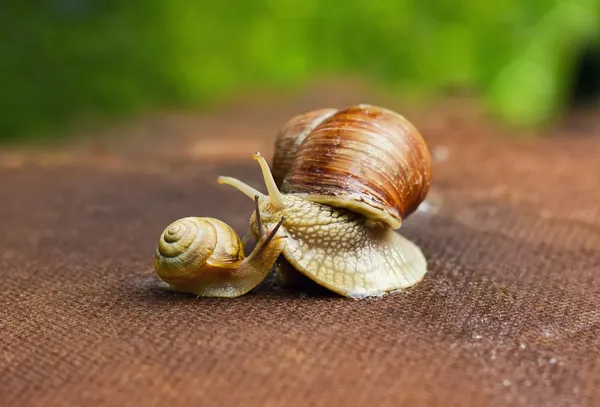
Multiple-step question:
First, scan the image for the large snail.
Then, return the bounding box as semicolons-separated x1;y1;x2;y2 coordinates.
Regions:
154;104;432;299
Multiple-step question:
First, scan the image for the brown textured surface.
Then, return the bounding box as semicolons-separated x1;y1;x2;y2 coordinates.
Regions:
1;82;600;407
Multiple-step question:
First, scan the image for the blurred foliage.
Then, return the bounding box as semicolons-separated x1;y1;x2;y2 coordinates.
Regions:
0;0;598;140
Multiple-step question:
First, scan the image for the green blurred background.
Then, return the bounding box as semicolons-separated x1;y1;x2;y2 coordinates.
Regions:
1;0;599;141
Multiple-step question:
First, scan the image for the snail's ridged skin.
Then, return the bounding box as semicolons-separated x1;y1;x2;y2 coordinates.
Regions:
253;195;427;299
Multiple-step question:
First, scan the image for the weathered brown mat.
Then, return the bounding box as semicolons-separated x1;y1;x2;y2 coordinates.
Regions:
1;84;599;407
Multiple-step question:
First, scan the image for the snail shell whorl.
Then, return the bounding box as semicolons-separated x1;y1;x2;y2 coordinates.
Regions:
273;104;432;228
272;108;338;187
154;217;244;285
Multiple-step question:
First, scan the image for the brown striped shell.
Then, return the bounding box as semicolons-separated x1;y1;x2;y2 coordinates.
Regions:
272;108;338;186
271;104;431;229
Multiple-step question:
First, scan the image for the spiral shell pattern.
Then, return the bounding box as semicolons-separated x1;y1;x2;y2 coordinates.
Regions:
273;104;431;229
154;217;244;286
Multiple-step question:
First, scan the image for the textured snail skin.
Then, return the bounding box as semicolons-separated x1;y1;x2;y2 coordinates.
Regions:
218;150;428;299
251;195;427;299
154;216;286;298
273;104;432;229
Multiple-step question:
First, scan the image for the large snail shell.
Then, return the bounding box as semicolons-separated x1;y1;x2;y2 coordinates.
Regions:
154;217;244;286
272;104;431;229
272;108;338;186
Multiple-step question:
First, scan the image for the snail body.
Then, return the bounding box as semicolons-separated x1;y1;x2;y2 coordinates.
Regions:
218;104;432;299
153;200;286;297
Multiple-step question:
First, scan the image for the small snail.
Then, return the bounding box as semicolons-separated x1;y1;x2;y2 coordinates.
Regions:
217;104;432;299
153;196;286;297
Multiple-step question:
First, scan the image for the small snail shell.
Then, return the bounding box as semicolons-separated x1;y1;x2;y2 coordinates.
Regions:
154;217;243;285
273;104;431;229
216;104;432;299
154;199;286;298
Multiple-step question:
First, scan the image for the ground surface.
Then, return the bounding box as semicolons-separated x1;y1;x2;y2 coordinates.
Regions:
1;81;600;407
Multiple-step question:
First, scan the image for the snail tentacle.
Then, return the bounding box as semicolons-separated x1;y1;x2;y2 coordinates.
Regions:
217;176;266;201
253;152;284;210
217;152;286;212
254;195;264;236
